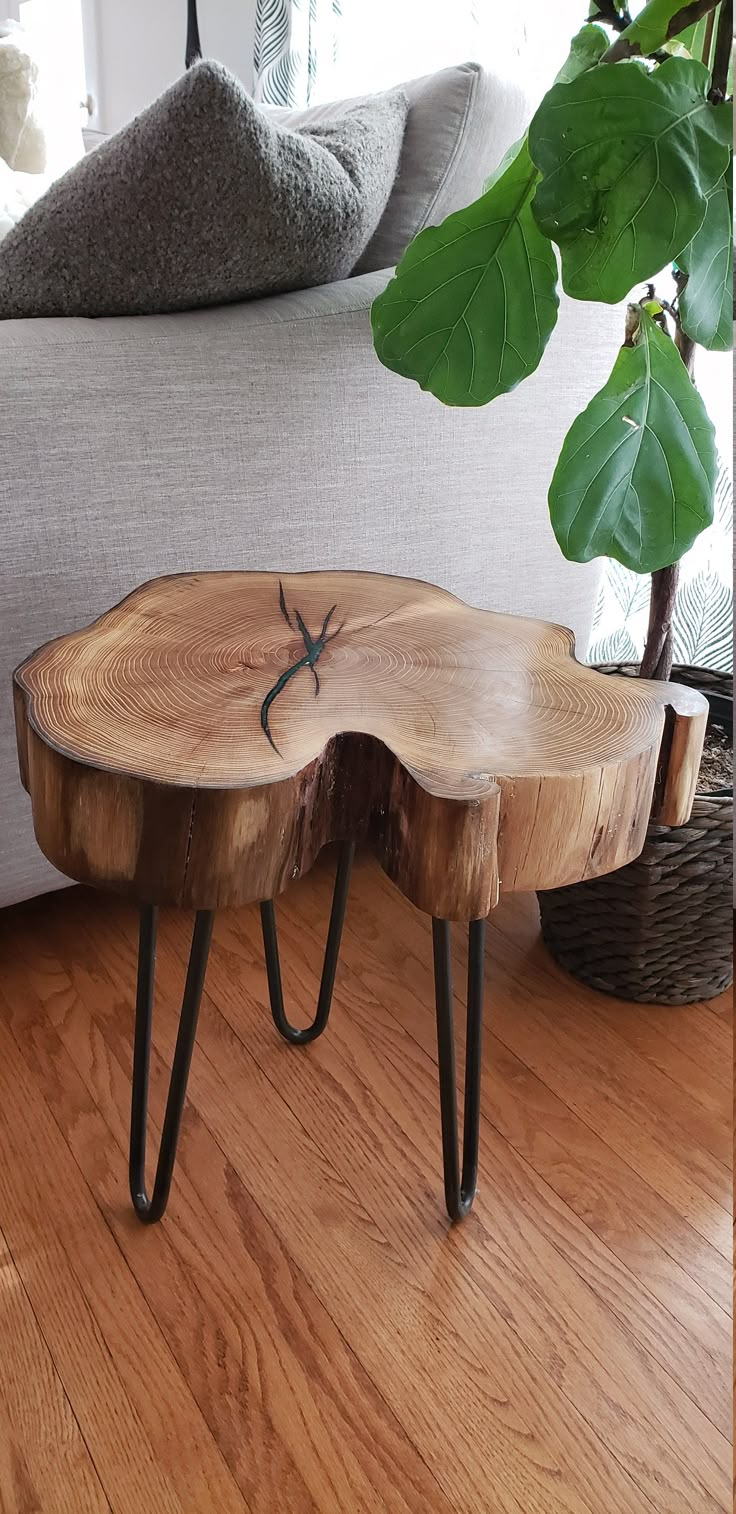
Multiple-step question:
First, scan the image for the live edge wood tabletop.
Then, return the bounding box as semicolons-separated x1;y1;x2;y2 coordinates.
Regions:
13;570;707;1226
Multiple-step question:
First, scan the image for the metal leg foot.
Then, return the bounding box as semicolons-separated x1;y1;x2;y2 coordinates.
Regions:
432;917;486;1221
129;905;214;1223
260;842;355;1045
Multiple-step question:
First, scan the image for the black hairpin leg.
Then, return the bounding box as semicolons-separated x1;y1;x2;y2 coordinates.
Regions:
129;905;214;1223
260;842;355;1045
432;917;486;1221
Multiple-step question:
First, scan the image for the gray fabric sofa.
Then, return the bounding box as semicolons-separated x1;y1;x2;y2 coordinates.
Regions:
1;62;625;908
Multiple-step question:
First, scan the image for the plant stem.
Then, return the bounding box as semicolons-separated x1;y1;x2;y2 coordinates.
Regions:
591;1;632;34
666;0;722;37
639;301;694;683
671;270;697;375
640;567;680;679
674;322;697;373
603;0;720;61
709;0;733;98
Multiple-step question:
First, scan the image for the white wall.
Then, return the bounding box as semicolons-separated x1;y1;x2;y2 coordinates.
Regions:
87;0;256;134
332;0;586;105
85;0;591;134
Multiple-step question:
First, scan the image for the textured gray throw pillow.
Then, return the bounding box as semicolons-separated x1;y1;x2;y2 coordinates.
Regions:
0;60;408;318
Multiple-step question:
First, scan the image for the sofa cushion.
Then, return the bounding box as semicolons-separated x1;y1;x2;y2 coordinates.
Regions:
273;63;528;273
0;59;408;319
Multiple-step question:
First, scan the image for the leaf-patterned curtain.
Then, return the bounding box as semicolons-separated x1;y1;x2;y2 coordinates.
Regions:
254;0;344;107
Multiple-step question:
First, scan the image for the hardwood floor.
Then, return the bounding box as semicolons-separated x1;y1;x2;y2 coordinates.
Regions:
0;851;731;1514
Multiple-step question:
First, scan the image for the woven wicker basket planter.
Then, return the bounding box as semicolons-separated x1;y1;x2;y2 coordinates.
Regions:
537;665;733;1005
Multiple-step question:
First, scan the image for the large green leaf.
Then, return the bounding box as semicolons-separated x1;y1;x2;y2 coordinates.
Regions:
529;57;733;303
371;137;559;407
678;167;733;350
548;307;716;571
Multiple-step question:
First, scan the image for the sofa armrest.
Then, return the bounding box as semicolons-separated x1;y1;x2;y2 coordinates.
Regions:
0;268;390;351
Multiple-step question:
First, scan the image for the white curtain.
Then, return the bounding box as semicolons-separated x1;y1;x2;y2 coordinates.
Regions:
254;0;344;107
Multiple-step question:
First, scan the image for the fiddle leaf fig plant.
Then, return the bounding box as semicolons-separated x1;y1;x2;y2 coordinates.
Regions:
371;0;733;681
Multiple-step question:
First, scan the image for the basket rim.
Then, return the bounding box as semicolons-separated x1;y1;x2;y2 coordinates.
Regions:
590;660;733;801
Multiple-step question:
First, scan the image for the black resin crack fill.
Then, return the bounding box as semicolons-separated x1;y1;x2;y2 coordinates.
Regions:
260;581;343;755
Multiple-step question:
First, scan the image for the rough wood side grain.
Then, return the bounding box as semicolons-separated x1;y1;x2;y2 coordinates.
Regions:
14;572;707;914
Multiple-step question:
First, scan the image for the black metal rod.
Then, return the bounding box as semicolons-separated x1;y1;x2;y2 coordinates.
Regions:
260;842;355;1045
185;0;202;67
432;916;486;1221
129;906;214;1223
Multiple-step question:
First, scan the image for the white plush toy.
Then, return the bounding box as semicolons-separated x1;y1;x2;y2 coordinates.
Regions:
0;19;83;244
0;24;46;172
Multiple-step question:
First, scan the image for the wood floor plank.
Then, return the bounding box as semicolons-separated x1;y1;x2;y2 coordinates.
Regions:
82;894;730;1514
0;1011;248;1514
702;988;733;1020
4;923;455;1514
173;976;730;1513
304;859;732;1312
400;889;731;1203
344;861;733;1277
480;1035;730;1352
58;905;597;1514
0;1228;110;1514
256;888;731;1440
0;867;729;1514
489;892;733;1107
486;994;729;1217
207;892;731;1456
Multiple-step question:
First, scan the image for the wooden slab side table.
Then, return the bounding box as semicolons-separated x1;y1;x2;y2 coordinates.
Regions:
13;572;706;1225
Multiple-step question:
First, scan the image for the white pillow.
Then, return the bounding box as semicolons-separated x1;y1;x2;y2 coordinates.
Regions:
0;30;46;172
271;63;528;273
